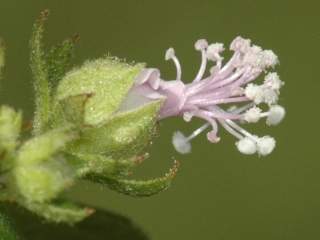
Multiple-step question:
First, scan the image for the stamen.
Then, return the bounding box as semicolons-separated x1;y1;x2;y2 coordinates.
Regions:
236;137;257;155
194;39;208;51
256;136;276;156
243;106;262;123
206;43;224;69
172;123;210;154
192;110;220;142
217;52;240;78
172;131;191;154
266;105;285;126
264;72;284;91
186;123;210;141
132;36;284;156
193;40;208;82
183;112;193;122
189;96;250;106
193;52;207;82
165;48;182;80
219;120;243;140
205;67;248;91
225;119;257;140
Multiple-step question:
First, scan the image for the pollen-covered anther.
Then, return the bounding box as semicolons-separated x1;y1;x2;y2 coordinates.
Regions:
183;112;193;122
243;106;262;123
206;43;225;62
244;84;265;104
194;39;208;51
266;105;286;126
256;136;276;156
245;83;280;105
230;36;251;52
172;131;191;154
260;50;279;68
165;48;175;61
263;88;279;105
264;72;284;91
207;131;220;143
236;137;257;155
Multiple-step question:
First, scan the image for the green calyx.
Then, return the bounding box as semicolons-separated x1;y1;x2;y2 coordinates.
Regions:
69;100;163;158
56;57;145;126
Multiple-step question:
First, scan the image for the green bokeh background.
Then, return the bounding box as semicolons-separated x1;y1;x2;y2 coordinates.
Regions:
0;0;319;239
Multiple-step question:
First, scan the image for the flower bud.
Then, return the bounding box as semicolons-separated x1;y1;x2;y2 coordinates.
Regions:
57;57;163;158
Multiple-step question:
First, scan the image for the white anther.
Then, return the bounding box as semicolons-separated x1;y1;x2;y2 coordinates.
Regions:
243;106;262;123
195;39;208;51
172;131;191;154
260;50;279;68
266;105;285;126
262;88;279;105
165;48;175;61
236;137;257;155
264;72;284;91
183;112;193;122
256;136;276;156
230;36;251;53
206;43;225;61
245;84;265;104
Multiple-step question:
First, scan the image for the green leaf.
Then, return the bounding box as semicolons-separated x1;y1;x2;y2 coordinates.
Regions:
0;211;19;240
88;160;179;197
2;204;148;240
69;100;162;158
18;201;94;224
30;10;51;135
57;57;145;126
46;35;79;85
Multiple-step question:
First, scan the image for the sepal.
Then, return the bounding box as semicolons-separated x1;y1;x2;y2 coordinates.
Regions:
57;57;145;126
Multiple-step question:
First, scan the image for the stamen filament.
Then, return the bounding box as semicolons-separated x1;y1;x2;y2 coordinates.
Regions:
186;123;210;141
229;103;255;114
193;49;208;82
189;96;250;106
219;120;243;139
226;119;257;141
172;56;182;81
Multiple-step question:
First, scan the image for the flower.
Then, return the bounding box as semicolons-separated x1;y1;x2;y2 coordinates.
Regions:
127;36;285;156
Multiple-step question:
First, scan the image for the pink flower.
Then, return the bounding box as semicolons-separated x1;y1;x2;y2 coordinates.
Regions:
126;36;285;156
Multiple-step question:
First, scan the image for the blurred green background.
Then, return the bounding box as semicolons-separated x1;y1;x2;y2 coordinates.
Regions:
0;0;319;239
